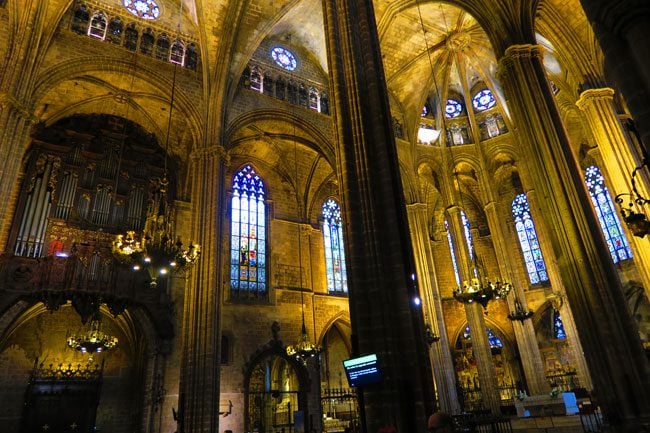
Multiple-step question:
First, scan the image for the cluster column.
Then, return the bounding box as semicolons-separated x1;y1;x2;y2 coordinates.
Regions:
178;145;227;433
580;0;650;150
321;1;435;431
576;88;650;293
445;205;501;414
406;203;460;414
482;201;549;396
497;43;650;430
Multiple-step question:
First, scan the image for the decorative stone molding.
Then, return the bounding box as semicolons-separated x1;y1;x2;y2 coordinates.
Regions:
0;92;37;123
496;44;544;79
190;145;229;164
576;87;615;110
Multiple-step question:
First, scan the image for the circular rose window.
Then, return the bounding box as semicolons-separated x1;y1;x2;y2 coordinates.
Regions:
270;46;297;71
123;0;160;20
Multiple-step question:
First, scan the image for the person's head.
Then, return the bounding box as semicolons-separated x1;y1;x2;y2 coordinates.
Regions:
427;412;453;433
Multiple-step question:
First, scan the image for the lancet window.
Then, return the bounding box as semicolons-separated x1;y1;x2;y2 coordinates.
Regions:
322;199;347;294
230;165;267;300
512;193;548;284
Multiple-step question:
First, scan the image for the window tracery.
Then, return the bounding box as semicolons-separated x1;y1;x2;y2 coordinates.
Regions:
123;0;160;20
231;165;267;299
270;46;297;71
472;89;496;111
322;199;348;294
512;193;548;284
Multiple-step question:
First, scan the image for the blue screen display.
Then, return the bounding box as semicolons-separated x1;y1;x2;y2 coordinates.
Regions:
343;354;382;387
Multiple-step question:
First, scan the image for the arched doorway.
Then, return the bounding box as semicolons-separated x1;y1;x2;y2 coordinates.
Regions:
245;351;307;433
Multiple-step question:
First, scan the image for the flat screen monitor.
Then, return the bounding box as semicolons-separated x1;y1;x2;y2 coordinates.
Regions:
343;354;382;387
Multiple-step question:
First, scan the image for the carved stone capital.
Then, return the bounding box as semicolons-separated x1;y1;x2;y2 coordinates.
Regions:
0;92;37;123
576;87;616;110
497;44;544;79
190;145;229;164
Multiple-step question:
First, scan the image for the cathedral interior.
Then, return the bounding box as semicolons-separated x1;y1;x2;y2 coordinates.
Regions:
1;0;650;433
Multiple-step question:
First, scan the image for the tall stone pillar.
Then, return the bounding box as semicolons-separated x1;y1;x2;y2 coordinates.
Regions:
446;205;501;414
522;189;593;391
497;44;650;430
580;0;650;151
576;88;650;295
483;201;549;395
178;145;226;433
406;203;461;414
321;1;435;432
0;95;35;248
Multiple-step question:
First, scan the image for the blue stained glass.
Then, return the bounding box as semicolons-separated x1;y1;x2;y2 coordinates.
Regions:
512;193;549;284
445;220;461;286
123;0;160;20
472;89;496;111
231;165;267;299
271;46;297;71
584;166;632;264
553;309;566;340
463;326;503;348
323;199;348;294
445;99;463;118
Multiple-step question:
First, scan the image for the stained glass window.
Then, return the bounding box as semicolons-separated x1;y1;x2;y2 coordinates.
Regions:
445;99;463;118
445;220;461;286
271;47;297;71
584;165;632;263
322;199;347;294
472;89;496;111
461;210;474;260
231;165;267;299
421;104;429;117
463;326;503;348
123;0;160;20
512;193;548;284
552;309;566;340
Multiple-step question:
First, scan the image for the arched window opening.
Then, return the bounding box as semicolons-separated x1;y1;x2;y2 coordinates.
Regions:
275;77;286;100
309;88;320;111
88;12;107;40
231;165;267;300
170;40;185;65
71;4;90;35
140;29;155;55
322;199;347;294
250;68;263;93
155;34;170;61
107;18;123;44
263;74;274;97
185;44;199;70
585;165;632;263
320;92;329;114
123;24;138;51
512;193;548;284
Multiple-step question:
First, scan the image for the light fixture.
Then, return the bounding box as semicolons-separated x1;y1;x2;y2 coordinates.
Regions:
67;317;118;358
452;270;512;309
285;38;320;364
425;324;440;345
507;297;534;322
112;4;200;286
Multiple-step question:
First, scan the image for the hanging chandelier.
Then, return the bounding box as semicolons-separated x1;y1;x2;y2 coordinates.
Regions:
453;251;512;309
112;15;200;286
507;298;534;322
286;319;321;365
67;318;118;355
113;176;200;287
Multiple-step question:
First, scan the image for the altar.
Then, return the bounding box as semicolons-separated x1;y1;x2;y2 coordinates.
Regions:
515;395;566;417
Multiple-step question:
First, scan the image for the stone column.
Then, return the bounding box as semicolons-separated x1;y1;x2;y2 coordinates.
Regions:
445;205;501;414
497;44;650;430
580;0;650;151
576;88;650;294
406;203;461;414
483;201;549;395
322;1;435;432
0;94;36;248
178;145;227;433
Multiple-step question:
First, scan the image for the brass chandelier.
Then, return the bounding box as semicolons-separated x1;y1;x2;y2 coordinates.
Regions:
67;317;118;357
615;158;650;238
112;10;200;285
